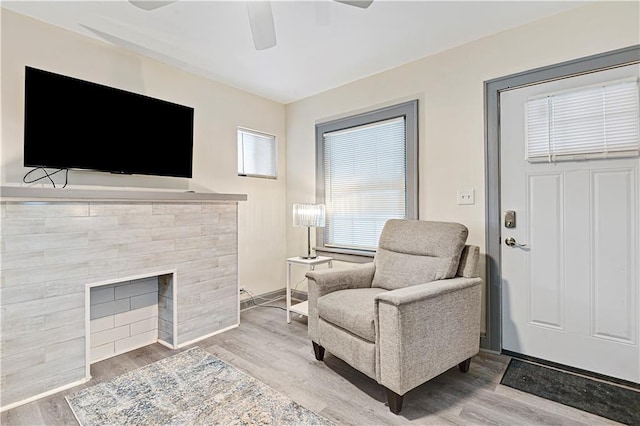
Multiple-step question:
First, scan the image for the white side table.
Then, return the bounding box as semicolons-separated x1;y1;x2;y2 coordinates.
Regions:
286;256;333;323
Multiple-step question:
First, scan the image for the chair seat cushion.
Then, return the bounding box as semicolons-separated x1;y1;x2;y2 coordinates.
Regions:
317;287;387;342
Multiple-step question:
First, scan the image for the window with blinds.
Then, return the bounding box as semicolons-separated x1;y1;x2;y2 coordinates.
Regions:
526;78;640;162
316;100;418;255
237;128;277;178
323;117;406;250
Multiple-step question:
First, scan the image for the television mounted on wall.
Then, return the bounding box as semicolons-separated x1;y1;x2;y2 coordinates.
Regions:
23;66;194;178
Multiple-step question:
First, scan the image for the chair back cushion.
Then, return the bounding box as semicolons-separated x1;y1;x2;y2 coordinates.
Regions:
372;220;468;290
456;245;480;278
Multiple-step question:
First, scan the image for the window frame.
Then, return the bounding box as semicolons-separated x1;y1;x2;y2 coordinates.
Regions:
314;100;419;262
237;127;278;179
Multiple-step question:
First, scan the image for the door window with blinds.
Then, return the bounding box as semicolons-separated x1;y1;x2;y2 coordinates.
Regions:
526;78;639;162
237;128;277;178
316;100;418;256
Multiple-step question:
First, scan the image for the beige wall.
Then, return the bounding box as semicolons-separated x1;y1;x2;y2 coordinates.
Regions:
1;9;287;298
285;2;640;326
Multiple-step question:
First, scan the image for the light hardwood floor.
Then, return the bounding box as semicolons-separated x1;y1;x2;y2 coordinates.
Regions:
1;301;622;425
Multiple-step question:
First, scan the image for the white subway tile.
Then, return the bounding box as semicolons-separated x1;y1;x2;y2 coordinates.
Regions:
114;329;157;354
90;315;115;334
114;304;158;327
90;342;115;363
130;317;158;335
91;325;129;347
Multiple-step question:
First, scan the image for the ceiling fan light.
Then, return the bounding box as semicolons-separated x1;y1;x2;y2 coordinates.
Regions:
334;0;374;9
246;1;277;50
129;1;176;11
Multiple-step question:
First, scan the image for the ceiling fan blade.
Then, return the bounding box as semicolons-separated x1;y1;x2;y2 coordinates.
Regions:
246;1;277;50
334;0;373;9
129;1;176;11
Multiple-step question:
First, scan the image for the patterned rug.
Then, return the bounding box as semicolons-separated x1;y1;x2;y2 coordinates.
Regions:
66;347;333;425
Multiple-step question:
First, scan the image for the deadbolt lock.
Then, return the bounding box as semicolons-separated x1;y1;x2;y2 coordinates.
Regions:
504;210;516;228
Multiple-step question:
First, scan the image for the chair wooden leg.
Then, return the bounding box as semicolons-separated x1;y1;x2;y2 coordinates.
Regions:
458;357;471;373
384;387;404;414
312;342;325;361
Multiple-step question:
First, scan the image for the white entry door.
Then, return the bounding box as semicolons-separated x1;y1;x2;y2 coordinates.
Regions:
500;64;640;383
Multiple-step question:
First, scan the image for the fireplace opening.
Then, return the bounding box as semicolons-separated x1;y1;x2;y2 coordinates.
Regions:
86;271;176;366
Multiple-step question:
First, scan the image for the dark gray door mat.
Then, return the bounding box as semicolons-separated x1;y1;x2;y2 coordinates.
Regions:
500;358;640;425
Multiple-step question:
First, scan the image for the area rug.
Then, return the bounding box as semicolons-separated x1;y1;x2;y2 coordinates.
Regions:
65;347;333;425
500;358;640;425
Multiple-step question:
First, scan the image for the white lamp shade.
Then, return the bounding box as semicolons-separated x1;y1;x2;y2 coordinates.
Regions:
293;204;325;227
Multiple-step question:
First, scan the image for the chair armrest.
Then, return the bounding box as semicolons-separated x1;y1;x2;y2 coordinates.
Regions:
375;277;481;306
306;263;375;342
374;277;482;396
306;263;375;296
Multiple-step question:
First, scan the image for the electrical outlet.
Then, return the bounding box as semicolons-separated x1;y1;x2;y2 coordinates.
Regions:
457;189;475;205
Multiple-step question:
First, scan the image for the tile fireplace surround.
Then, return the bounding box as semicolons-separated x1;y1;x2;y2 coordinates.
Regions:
0;186;247;410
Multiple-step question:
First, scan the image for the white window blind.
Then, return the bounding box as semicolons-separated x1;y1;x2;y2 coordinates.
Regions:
526;78;640;162
323;116;407;251
237;128;277;178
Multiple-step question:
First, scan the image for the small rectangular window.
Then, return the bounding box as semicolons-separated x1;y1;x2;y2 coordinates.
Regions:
526;78;639;162
237;128;277;178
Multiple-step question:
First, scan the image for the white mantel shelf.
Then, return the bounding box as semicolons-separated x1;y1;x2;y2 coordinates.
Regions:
0;186;247;203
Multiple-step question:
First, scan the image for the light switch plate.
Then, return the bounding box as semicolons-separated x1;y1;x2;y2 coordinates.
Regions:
457;189;475;205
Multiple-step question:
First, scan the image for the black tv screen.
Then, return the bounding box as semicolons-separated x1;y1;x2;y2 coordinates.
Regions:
24;66;194;178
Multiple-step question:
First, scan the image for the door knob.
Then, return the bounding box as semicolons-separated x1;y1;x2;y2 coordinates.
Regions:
505;237;527;247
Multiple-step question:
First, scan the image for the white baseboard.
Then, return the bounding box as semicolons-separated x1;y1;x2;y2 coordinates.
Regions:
0;377;89;413
176;323;239;348
157;338;178;349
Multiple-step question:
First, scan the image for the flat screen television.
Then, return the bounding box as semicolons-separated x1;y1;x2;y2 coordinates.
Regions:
24;66;194;178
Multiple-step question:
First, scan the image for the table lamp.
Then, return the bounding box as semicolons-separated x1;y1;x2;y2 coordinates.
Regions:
293;203;326;259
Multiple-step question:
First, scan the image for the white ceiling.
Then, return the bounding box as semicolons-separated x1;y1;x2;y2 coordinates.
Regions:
2;0;590;104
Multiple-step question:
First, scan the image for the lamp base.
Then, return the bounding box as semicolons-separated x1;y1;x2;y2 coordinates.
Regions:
300;226;318;260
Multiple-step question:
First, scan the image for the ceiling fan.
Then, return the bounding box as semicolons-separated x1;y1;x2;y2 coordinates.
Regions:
129;0;373;51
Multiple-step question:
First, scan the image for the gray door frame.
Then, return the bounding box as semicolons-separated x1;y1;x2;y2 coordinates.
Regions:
482;45;640;352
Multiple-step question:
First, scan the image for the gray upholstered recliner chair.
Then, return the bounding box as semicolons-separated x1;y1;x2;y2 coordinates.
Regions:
306;219;482;414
